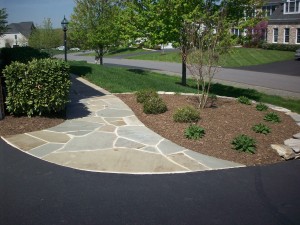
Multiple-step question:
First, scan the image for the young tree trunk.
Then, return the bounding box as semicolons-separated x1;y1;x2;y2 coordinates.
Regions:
181;46;187;86
99;47;104;65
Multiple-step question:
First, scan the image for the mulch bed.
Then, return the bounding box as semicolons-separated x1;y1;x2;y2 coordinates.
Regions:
116;94;300;166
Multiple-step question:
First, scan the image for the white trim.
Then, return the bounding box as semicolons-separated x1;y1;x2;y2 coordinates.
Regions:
284;0;300;14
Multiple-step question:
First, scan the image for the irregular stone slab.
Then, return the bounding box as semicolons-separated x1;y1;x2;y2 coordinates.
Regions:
141;146;159;154
102;98;132;110
97;108;134;118
43;148;188;173
48;120;100;132
4;134;46;151
123;116;144;126
29;143;64;157
284;139;300;153
268;106;290;113
29;131;70;143
286;112;300;122
86;104;105;112
271;144;295;160
184;150;244;169
98;125;116;132
117;126;162;145
74;116;106;124
293;133;300;139
115;138;145;149
168;153;208;171
109;119;127;127
67;131;94;136
157;139;186;155
59;131;117;152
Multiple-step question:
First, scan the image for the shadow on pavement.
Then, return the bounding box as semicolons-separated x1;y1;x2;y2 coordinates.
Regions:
67;75;106;119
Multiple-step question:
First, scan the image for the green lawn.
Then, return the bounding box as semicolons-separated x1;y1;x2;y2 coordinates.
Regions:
127;48;295;67
81;47;148;57
69;61;300;113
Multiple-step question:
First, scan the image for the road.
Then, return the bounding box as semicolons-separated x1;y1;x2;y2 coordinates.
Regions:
57;52;300;98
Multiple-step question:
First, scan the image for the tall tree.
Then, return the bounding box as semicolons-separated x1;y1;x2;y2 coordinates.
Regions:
0;8;8;37
28;18;61;51
70;0;122;65
129;0;262;86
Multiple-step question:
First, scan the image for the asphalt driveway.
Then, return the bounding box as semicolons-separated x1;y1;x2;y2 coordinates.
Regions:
1;139;300;225
236;59;300;77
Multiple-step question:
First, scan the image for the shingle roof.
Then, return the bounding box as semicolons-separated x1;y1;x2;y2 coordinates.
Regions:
6;22;35;38
268;3;300;24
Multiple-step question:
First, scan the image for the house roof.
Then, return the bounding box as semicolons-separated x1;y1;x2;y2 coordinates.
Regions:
6;22;35;38
268;3;300;24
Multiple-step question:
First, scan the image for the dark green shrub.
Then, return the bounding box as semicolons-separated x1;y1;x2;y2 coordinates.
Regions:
237;96;251;105
261;43;299;52
256;102;268;111
135;89;158;103
252;123;271;134
231;134;256;154
143;96;167;114
3;58;70;116
264;112;281;123
184;124;205;140
0;47;50;68
173;106;200;123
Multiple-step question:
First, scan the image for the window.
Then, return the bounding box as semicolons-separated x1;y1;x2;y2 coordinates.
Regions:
231;28;240;36
273;28;278;43
284;28;290;43
284;0;300;14
297;28;300;44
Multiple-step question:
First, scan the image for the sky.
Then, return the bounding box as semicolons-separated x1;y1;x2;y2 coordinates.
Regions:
1;0;76;28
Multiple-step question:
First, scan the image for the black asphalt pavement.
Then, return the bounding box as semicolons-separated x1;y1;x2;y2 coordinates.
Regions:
1;138;300;225
237;59;300;77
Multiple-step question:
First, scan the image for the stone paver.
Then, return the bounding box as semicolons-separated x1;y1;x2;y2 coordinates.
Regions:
43;148;189;173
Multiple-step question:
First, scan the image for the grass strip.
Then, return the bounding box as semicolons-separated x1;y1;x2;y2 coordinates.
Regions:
69;61;300;113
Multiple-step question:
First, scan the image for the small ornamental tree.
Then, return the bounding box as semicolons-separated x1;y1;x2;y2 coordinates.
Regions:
186;4;233;109
245;20;268;47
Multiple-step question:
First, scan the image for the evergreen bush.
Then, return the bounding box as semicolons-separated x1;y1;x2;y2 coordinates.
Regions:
3;58;70;116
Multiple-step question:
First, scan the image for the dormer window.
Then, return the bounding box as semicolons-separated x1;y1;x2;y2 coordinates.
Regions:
284;0;300;14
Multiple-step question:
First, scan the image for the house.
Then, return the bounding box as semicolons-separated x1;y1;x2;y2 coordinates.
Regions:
267;0;300;44
0;22;35;48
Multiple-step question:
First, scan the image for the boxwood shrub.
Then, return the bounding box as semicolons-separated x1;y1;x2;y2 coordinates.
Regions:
3;58;71;116
261;43;299;52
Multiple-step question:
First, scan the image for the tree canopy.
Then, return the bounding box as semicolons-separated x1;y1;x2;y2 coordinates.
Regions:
70;0;124;65
28;18;61;50
0;8;8;37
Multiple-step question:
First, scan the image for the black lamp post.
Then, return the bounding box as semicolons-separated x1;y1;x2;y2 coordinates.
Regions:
61;16;69;62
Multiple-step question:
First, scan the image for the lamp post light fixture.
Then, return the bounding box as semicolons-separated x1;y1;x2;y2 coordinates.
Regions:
61;16;69;62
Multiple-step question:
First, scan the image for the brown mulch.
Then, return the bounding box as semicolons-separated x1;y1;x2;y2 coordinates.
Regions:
116;94;300;166
0;114;65;137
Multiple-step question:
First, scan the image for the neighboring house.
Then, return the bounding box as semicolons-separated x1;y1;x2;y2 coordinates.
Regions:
0;22;35;48
267;0;300;44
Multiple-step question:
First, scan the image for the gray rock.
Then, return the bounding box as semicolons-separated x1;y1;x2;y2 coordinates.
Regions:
284;139;300;153
271;144;295;160
293;133;300;139
286;112;300;122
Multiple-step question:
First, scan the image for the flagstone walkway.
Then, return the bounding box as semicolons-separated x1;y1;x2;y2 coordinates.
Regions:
3;75;244;174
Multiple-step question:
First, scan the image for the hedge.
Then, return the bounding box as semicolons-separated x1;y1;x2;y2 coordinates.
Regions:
0;47;50;69
261;43;299;52
3;58;71;116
